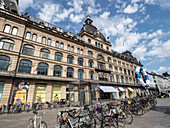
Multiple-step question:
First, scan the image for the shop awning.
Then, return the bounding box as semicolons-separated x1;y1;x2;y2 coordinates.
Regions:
128;87;134;92
98;86;119;93
118;87;125;91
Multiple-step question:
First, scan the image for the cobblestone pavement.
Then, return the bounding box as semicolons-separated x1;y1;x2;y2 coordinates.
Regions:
0;98;170;128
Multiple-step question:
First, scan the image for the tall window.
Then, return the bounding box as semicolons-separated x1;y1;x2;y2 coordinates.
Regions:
55;52;63;62
108;57;111;62
128;70;131;75
95;42;97;46
89;60;93;67
42;37;46;44
40;48;50;59
125;77;128;83
53;65;62;77
18;60;32;74
114;66;118;72
3;24;11;33
121;76;124;83
133;78;136;84
0;55;10;71
47;38;51;46
88;39;91;43
56;41;59;48
37;63;48;75
97;54;104;60
26;32;31;40
22;44;35;56
77;48;80;54
113;59;117;65
119;67;122;74
129;77;132;83
67;55;74;64
60;42;64;49
101;44;103;48
109;65;113;71
116;75;120;83
124;69;127;75
78;58;83;66
11;27;18;35
88;51;93;57
110;75;114;82
81;49;83;55
67;67;74;78
106;46;109;51
71;46;74;52
98;62;105;69
32;34;37;41
132;71;134;76
98;43;100;47
67;45;70;51
89;70;94;80
0;38;14;51
78;69;84;79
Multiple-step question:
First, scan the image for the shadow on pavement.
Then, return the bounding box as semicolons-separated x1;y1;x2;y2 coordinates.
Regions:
151;106;170;115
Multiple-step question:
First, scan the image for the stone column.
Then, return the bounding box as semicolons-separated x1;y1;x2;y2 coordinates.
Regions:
46;84;52;102
116;87;120;99
61;85;66;99
27;83;35;105
74;85;78;106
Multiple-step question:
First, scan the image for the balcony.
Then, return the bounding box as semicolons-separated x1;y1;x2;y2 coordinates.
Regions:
95;65;111;73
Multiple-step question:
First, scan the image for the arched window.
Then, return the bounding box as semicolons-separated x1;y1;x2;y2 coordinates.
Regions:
42;37;46;44
32;34;37;41
132;71;134;76
37;63;48;75
114;66;118;72
56;41;59;48
97;54;104;60
110;74;114;82
67;45;70;51
106;46;109;51
67;67;74;78
95;42;97;46
89;60;93;67
0;55;10;71
78;58;83;66
88;39;91;43
129;77;132;83
88;51;93;57
47;38;51;46
98;43;100;47
119;67;122;74
121;76;124;83
109;65;113;71
133;78;136;84
71;46;74;52
124;69;127;75
60;42;64;49
125;77;128;83
40;48;50;59
53;65;62;77
0;38;14;50
101;44;103;49
11;27;18;35
128;70;131;75
89;70;94;80
18;60;32;74
78;69;84;79
77;48;80;54
98;62;105;69
81;49;83;55
22;44;35;56
26;32;31;40
67;55;74;64
55;52;63;62
108;57;111;62
116;75;119;83
3;24;11;33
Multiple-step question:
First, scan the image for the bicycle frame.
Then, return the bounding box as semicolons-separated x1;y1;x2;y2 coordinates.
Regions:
33;112;43;128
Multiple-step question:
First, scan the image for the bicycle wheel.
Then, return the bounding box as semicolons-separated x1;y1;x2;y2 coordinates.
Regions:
105;116;118;128
123;111;133;125
80;124;90;128
38;121;48;128
117;114;125;128
28;118;34;128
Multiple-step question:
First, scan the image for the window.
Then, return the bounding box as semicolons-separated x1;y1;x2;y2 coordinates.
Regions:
47;38;51;46
129;77;132;83
126;64;129;68
81;49;83;55
109;65;113;71
132;71;134;76
3;24;11;33
78;69;84;79
0;55;10;71
37;63;48;75
26;32;31;40
108;57;111;62
67;67;74;78
113;59;117;65
56;41;59;48
67;55;74;64
60;42;64;49
89;71;94;80
18;60;32;74
77;48;80;54
32;34;37;42
124;69;127;75
22;44;34;56
114;66;118;72
40;48;50;59
116;75;120;83
119;67;122;74
125;77;128;83
55;52;63;62
89;60;93;67
71;46;74;52
88;39;91;43
118;61;121;66
11;27;18;35
88;51;93;57
121;76;124;83
106;46;109;51
42;37;46;44
98;43;100;47
53;65;62;77
101;44;103;49
67;45;70;51
78;58;83;66
97;54;104;60
95;42;97;46
128;70;131;75
110;75;114;82
133;78;136;84
98;62;105;70
0;38;14;50
122;63;125;67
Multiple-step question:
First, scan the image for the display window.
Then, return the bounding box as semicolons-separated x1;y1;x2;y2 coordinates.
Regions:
33;85;47;103
52;85;62;102
0;82;5;102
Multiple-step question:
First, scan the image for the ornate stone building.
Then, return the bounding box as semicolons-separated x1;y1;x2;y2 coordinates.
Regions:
0;0;144;106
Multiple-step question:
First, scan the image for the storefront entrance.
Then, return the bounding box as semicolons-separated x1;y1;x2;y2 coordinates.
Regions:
0;81;5;102
33;84;47;103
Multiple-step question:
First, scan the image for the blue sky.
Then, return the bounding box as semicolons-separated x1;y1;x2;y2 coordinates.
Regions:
19;0;170;74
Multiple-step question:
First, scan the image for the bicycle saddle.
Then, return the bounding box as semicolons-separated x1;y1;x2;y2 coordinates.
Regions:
33;111;38;114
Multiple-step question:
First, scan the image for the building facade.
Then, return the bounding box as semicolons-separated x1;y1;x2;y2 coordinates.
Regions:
0;1;145;106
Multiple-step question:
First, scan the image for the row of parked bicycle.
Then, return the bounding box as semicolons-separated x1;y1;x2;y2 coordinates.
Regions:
55;95;157;128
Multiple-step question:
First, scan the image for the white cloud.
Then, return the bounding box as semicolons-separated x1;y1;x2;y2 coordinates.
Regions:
157;67;166;72
19;0;34;12
70;13;85;23
131;0;140;3
124;4;139;14
144;0;170;10
147;29;162;39
133;44;147;60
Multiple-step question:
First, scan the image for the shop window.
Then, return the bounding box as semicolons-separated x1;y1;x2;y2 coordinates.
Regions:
108;57;111;62
22;44;34;56
55;52;63;62
60;42;64;49
67;55;74;64
121;76;124;83
125;77;128;83
26;32;31;40
51;85;62;102
47;38;51;46
88;60;93;67
71;46;74;52
3;24;11;33
78;69;84;79
53;65;62;77
56;41;59;48
0;38;14;50
41;37;46;44
18;60;32;74
89;70;94;80
11;27;18;35
67;67;74;78
33;84;47;103
78;58;83;66
37;63;48;75
40;48;50;59
110;75;114;82
109;65;113;71
0;82;5;102
88;51;93;57
88;39;91;43
32;34;37;42
0;55;10;71
77;48;80;54
97;54;104;60
116;75;120;83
